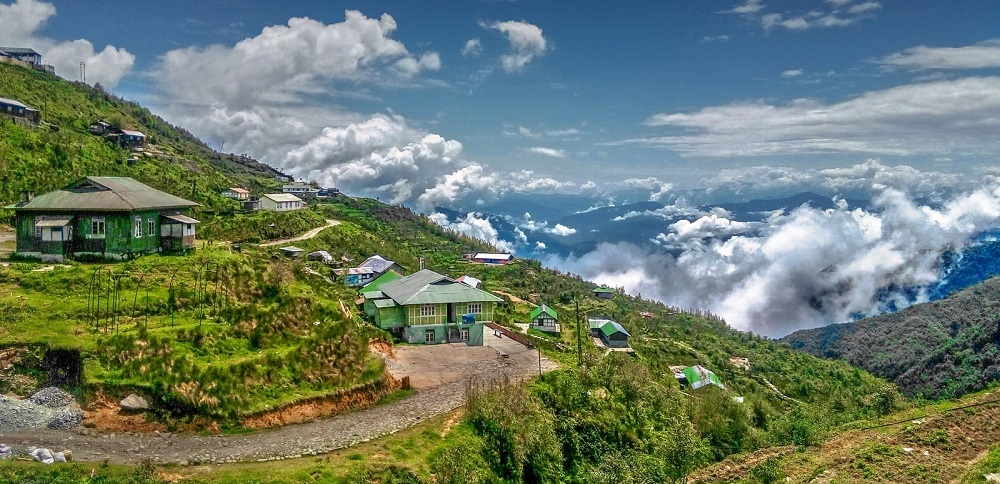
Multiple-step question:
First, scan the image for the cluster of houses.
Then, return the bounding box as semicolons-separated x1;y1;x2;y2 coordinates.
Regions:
221;181;338;212
89;120;147;149
6;177;200;262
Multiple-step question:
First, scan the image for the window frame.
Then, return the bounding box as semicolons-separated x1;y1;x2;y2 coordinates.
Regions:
467;302;483;314
134;216;143;238
147;219;155;237
91;217;106;237
425;330;435;343
420;304;436;317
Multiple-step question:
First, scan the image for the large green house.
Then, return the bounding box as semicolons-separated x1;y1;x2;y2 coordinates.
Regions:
362;269;503;346
10;177;200;262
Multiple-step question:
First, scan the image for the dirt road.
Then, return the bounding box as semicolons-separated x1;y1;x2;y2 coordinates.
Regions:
260;219;340;247
2;336;556;465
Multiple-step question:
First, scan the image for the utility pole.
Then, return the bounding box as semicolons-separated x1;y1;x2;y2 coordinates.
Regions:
576;298;582;366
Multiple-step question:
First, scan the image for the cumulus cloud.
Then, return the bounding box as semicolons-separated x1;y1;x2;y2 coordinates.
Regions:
157;11;440;108
781;69;803;77
428;212;517;253
526;147;568;158
655;214;756;250
481;20;547;72
0;0;134;87
723;0;766;15
549;224;577;236
462;38;482;57
546;184;1000;336
629;77;1000;157
876;39;1000;71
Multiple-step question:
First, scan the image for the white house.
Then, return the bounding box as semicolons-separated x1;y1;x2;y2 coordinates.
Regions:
260;193;303;212
282;181;319;199
222;187;250;200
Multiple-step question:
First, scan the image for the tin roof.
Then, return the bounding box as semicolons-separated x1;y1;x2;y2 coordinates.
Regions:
358;254;397;274
600;321;630;338
378;269;503;306
474;252;512;260
0;47;40;55
361;271;402;292
530;304;558;321
227;187;250;194
120;129;145;137
592;287;615;293
15;177;199;212
0;97;30;109
162;214;200;224
588;317;615;329
34;217;73;227
261;193;302;203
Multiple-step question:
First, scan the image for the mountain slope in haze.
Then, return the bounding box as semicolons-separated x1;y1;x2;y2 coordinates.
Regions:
0;62;285;211
782;276;1000;399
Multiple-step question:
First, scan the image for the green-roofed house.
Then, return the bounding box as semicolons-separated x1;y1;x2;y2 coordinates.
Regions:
9;177;200;262
529;303;559;333
588;318;631;348
362;269;503;346
592;286;615;300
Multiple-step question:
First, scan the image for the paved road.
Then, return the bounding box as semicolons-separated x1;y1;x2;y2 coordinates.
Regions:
260;219;340;247
2;337;556;465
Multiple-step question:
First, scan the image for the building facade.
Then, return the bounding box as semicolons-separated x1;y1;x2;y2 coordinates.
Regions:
260;193;303;211
10;177;199;262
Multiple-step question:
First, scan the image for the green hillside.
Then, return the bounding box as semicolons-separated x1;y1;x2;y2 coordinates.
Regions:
782;277;1000;399
0;61;285;217
0;62;931;482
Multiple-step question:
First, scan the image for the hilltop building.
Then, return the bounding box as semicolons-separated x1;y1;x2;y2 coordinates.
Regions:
588;318;631;348
0;96;39;124
530;303;560;333
361;269;503;345
282;181;319;199
221;187;250;200
8;177;200;262
259;193;303;212
0;47;53;73
338;254;405;287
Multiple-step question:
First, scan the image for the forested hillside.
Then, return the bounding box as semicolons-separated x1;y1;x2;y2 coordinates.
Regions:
783;277;1000;399
0;62;284;216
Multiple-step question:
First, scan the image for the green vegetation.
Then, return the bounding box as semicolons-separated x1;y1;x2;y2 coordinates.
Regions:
782;276;1000;399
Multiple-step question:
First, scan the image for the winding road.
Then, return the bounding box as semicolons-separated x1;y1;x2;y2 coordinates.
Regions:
2;337;556;465
260;219;340;247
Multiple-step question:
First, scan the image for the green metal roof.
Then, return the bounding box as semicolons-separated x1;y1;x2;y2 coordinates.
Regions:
530;304;557;321
14;177;199;212
592;287;615;293
378;269;503;306
588;318;613;329
600;321;630;338
361;270;402;292
373;299;398;308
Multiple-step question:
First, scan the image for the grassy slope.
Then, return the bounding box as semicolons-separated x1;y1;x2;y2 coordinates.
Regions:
782;276;1000;399
0;62;284;214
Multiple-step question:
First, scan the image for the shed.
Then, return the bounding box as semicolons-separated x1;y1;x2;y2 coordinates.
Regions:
306;250;333;264
116;129;146;148
0;96;39;123
592;287;615;299
529;303;559;333
597;320;630;348
279;246;304;258
222;187;250;200
472;252;513;264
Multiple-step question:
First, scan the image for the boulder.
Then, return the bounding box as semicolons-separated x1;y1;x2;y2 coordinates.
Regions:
29;447;54;465
0;443;11;460
120;393;150;411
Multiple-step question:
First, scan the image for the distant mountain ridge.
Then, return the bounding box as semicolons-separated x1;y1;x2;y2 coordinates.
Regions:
781;276;1000;399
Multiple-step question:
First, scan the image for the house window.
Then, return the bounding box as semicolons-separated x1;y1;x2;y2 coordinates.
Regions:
91;217;106;237
425;330;435;343
467;303;482;314
460;329;469;341
148;219;155;237
34;217;41;238
420;304;436;317
134;216;142;238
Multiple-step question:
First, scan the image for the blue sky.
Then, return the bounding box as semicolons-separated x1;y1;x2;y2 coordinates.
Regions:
3;0;1000;207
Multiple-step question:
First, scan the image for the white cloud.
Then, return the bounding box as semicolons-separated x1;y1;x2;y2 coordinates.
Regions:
724;0;766;14
549;224;577;236
848;1;882;14
0;0;134;87
781;69;803;77
429;212;517;253
481;20;548;72
876;39;1000;70
546;128;582;137
462;38;482;57
526;147;568;158
701;35;732;43
546;184;1000;336
631;77;1000;158
157;11;439;108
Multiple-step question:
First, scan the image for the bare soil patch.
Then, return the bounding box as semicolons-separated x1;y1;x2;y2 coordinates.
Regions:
82;392;167;433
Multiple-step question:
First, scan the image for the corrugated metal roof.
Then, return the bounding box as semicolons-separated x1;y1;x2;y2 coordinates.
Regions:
261;193;302;203
0;97;29;109
600;321;630;338
530;304;558;321
34;217;73;227
0;47;39;55
227;188;250;194
16;177;199;212
456;275;481;288
474;252;512;260
593;287;615;293
120;129;145;137
163;214;200;224
379;269;503;306
361;271;402;292
373;299;398;308
358;255;396;273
